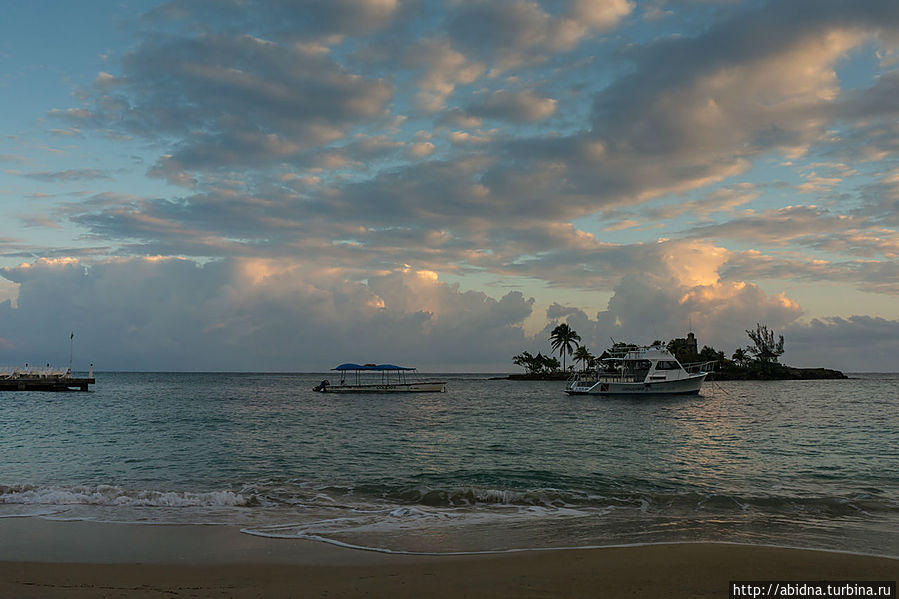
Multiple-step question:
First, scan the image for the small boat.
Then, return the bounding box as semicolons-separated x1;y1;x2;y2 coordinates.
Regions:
313;363;446;393
564;346;713;396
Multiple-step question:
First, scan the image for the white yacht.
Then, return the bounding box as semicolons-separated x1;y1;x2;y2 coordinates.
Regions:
565;346;713;396
313;363;446;393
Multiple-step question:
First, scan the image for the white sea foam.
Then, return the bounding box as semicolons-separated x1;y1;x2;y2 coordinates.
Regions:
239;499;598;554
238;530;899;560
0;506;68;518
0;484;252;508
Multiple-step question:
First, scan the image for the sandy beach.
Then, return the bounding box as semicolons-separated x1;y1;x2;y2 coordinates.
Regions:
0;519;895;598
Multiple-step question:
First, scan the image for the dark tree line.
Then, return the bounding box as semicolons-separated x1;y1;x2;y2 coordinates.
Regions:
513;322;787;375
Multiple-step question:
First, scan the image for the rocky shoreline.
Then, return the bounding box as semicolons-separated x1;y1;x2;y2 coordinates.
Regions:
707;366;847;380
495;373;571;381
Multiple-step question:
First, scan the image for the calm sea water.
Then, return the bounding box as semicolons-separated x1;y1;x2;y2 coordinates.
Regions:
1;372;897;556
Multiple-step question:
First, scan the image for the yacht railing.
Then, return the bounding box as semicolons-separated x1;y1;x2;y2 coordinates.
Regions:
681;360;718;374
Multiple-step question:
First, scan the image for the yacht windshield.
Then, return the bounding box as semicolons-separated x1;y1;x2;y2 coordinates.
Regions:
654;360;682;371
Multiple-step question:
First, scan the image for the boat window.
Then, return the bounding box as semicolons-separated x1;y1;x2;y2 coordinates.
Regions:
654;360;682;370
623;360;652;380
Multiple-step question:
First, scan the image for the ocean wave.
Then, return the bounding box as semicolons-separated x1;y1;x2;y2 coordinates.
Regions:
381;485;581;507
0;484;255;508
1;481;896;556
321;483;899;518
1;481;895;520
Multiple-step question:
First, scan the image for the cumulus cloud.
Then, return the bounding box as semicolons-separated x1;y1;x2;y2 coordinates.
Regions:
408;37;486;112
447;0;632;69
467;89;557;122
0;257;534;372
537;272;802;361
542;278;899;371
1;247;893;372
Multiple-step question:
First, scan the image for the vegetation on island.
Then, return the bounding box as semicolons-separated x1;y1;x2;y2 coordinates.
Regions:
548;323;581;372
508;322;845;381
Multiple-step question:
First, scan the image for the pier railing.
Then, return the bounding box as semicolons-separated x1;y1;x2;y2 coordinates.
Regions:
0;366;70;379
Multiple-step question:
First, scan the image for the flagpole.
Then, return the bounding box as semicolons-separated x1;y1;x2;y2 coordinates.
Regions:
68;331;74;378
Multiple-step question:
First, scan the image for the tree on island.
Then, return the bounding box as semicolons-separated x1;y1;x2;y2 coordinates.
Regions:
512;351;561;374
698;345;725;363
746;323;785;364
572;346;594;372
731;347;750;367
549;323;581;372
543;355;561;372
512;351;535;373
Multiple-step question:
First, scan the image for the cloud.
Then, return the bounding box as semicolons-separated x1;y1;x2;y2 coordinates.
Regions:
447;0;632;69
17;0;899;375
467;89;557;122
687;206;899;260
722;251;899;296
23;169;110;182
546;276;899;371
537;272;802;361
50;0;899;250
406;141;436;159
0;257;534;372
784;315;899;371
1;249;893;372
59;33;393;177
468;0;899;222
144;0;403;38
408;37;486;112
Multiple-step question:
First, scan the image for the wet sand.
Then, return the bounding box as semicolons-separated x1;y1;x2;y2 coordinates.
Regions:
0;519;895;598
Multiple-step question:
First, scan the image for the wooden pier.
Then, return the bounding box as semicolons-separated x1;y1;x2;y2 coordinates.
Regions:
0;376;95;392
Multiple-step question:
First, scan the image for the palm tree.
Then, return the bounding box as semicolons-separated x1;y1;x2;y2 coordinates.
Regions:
572;346;594;372
549;323;581;372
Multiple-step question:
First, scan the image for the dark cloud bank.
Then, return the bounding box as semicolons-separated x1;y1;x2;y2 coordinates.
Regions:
3;256;896;371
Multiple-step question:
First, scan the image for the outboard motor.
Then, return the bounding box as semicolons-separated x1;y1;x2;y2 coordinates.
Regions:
312;379;330;392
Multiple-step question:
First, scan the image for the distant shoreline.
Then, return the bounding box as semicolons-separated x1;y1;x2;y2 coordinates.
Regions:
494;366;847;381
494;373;570;381
708;366;847;380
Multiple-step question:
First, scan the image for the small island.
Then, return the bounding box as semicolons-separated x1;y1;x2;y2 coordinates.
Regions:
503;323;846;381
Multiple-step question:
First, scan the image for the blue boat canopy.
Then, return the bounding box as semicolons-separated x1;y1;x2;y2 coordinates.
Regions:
332;363;416;371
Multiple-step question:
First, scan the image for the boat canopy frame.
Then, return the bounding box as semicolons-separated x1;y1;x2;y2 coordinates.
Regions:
331;363;418;386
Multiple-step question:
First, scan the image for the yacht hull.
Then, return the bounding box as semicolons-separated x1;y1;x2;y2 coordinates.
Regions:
565;373;706;396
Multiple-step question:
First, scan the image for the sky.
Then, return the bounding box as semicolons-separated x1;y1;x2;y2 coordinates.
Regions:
1;0;898;372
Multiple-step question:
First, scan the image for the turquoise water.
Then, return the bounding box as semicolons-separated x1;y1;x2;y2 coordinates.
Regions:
1;373;897;555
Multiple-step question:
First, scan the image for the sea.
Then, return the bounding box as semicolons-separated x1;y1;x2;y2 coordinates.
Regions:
1;372;897;557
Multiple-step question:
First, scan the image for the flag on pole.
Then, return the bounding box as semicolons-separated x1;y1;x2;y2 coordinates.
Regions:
70;332;74;340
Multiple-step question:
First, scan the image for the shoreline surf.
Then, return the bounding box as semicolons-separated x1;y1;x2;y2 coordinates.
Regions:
0;520;896;599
